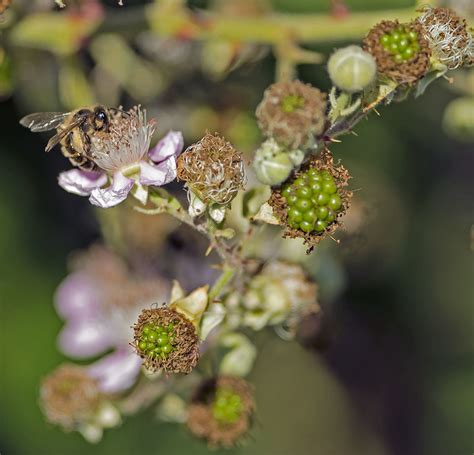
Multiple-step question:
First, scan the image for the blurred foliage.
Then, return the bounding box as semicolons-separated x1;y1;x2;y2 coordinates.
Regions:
0;0;473;454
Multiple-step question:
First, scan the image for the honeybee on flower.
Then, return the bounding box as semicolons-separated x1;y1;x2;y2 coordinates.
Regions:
21;105;184;208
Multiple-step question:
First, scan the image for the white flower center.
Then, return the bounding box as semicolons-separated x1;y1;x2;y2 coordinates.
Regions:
91;107;155;173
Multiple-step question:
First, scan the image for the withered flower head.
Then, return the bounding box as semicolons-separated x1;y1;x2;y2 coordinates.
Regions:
417;7;473;70
256;80;327;149
363;20;431;85
187;376;254;448
40;364;101;431
177;132;245;205
132;306;199;374
269;148;352;252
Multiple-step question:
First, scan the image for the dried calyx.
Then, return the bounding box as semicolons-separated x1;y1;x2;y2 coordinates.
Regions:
177;132;245;206
256;80;327;149
39;364;101;431
417;6;473;69
269;149;352;251
186;376;254;448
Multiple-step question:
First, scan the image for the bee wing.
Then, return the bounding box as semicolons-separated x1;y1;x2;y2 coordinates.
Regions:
19;112;69;133
45;118;85;152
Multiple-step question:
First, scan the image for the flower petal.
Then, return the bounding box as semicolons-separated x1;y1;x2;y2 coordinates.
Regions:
88;349;142;394
139;159;177;186
148;131;183;163
89;172;134;208
58;169;107;196
58;319;112;358
54;272;101;321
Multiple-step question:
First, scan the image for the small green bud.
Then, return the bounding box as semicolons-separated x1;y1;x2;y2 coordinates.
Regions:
442;96;474;142
327;45;377;93
253;139;295;186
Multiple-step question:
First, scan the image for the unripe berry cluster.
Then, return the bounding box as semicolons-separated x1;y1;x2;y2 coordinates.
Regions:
281;168;343;234
186;376;254;448
137;322;175;359
133;307;200;374
212;388;243;425
380;26;420;63
363;20;431;85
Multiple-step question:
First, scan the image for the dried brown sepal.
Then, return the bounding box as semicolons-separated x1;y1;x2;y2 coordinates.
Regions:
255;80;327;149
187;376;254;448
417;7;473;70
39;364;101;431
132;306;199;374
363;20;431;85
268;149;352;253
177;132;245;205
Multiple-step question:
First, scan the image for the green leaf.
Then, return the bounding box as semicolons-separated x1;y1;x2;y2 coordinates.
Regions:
415;64;448;98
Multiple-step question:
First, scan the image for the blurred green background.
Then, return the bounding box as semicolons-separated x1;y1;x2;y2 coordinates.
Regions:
0;1;473;455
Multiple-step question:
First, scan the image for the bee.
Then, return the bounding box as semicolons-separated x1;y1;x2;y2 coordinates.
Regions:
20;105;125;170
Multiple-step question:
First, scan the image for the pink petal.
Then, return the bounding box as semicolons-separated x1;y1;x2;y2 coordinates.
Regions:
58;169;107;196
148;131;183;163
54;272;101;321
139;159;177;186
88;349;142;394
58;319;112;358
89;172;134;208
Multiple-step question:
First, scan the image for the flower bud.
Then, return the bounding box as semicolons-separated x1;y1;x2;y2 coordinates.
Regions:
442;96;474;141
327;45;377;93
253;139;295;186
240;261;319;332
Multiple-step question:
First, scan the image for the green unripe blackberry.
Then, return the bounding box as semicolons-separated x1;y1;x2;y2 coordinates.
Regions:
212;388;244;425
138;322;176;359
281;166;345;234
187;376;255;448
380;26;420;62
133;307;199;374
363;20;431;85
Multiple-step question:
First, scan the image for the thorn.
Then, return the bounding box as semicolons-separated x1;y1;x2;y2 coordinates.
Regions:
329;234;341;244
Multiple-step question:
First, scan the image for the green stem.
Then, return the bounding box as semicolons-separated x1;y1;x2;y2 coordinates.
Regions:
136;188;241;266
209;267;235;301
146;2;434;45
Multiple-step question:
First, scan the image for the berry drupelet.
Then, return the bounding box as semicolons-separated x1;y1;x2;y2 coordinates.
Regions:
379;26;421;63
281;168;343;234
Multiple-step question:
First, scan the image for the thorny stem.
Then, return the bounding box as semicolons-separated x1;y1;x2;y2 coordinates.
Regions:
135;189;242;268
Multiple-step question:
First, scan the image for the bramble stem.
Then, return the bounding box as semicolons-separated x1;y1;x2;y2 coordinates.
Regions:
136;189;241;266
209;267;235;301
146;2;435;45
